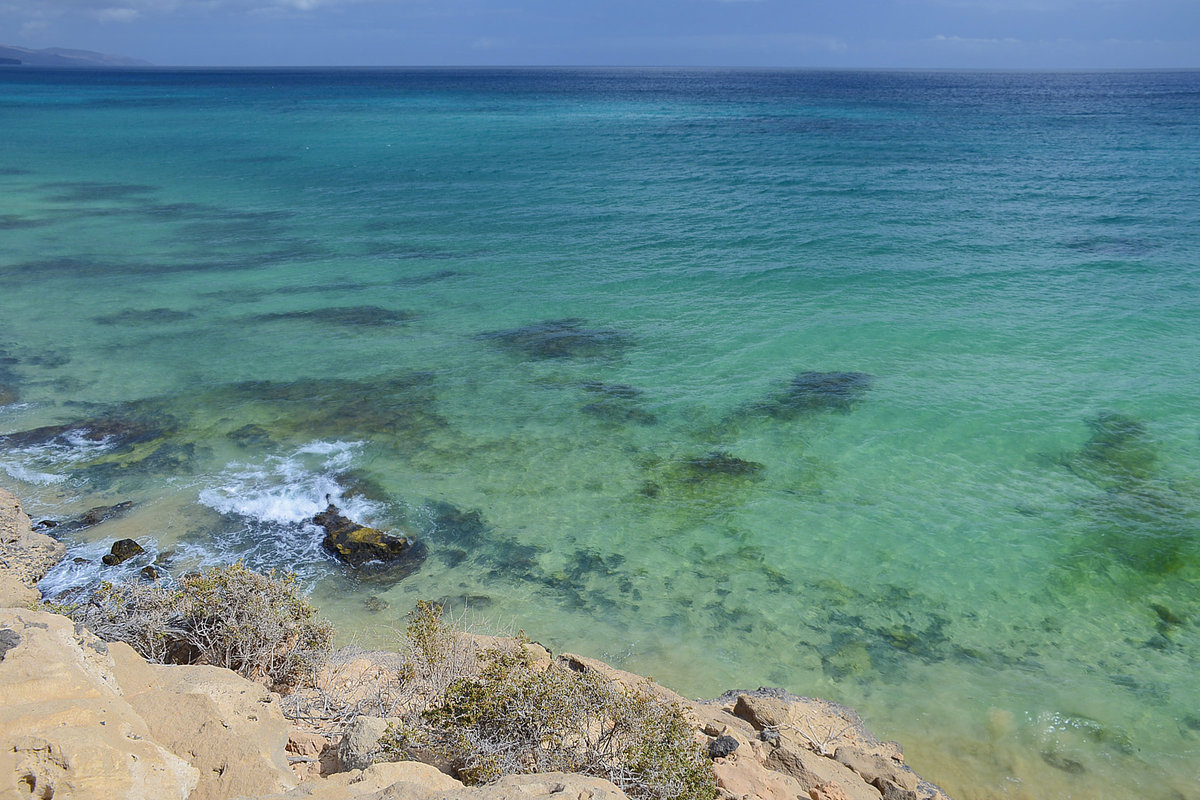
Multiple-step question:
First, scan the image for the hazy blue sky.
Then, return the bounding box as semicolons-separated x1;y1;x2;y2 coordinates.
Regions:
3;0;1197;68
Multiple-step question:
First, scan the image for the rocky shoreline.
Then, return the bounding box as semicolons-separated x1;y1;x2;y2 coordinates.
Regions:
1;486;955;800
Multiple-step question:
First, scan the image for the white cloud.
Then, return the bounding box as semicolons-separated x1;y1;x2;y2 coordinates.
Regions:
92;6;140;21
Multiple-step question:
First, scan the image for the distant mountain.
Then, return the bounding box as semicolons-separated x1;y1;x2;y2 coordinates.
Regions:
0;45;151;67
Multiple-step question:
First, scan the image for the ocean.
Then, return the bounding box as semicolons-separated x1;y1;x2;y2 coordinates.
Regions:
1;67;1198;799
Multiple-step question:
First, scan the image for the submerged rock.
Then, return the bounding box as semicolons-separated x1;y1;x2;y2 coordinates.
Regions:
50;500;135;534
0;383;17;406
478;319;632;360
313;502;425;573
226;423;274;449
0;415;170;452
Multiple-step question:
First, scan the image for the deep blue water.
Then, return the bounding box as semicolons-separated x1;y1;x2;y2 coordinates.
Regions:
2;68;1199;799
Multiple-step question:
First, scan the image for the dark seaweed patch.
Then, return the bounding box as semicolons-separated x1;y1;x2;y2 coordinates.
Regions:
94;308;195;326
80;442;207;491
1057;412;1199;578
679;451;765;481
1064;412;1157;487
256;306;414;328
0;214;50;230
215;372;447;446
394;269;464;286
427;501;489;548
478;319;632;360
577;381;656;425
753;371;875;419
41;182;157;203
226;424;274;449
0;415;173;451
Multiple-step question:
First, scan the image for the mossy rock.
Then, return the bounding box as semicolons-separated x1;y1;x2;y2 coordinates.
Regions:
313;502;426;573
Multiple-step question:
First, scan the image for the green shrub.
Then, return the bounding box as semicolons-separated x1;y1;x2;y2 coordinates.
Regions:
380;603;716;800
69;561;332;688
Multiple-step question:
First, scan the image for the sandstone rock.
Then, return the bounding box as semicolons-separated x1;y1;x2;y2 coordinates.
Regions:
288;729;334;780
118;660;298;800
875;777;920;800
258;761;462;799
713;756;807;800
766;745;882;800
0;488;65;606
834;746;918;792
422;771;629;799
558;651;688;705
811;782;853;800
732;693;791;730
338;715;395;772
0;608;199;799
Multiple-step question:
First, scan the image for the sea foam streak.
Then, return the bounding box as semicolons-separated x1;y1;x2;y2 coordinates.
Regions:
193;440;384;577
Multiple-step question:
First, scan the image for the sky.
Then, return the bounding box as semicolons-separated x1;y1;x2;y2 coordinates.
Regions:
2;0;1198;69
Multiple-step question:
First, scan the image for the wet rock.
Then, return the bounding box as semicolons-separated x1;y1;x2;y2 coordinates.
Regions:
54;500;135;534
102;538;146;566
140;565;160;581
313;503;425;572
478;319;632;360
754;371;875;419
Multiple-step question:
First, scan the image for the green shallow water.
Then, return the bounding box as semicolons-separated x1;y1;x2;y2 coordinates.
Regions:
2;68;1199;799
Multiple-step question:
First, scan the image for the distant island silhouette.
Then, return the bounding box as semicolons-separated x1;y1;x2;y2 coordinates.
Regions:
0;45;150;67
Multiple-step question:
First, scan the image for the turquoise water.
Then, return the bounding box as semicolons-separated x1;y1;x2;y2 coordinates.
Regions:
2;68;1199;799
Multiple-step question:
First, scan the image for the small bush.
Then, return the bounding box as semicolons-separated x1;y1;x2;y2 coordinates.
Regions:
69;562;332;688
379;603;716;800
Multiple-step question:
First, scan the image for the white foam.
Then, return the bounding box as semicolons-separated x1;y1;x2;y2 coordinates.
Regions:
198;440;380;526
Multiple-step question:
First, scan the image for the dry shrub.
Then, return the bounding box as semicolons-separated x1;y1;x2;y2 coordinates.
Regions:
69;561;332;688
379;602;717;800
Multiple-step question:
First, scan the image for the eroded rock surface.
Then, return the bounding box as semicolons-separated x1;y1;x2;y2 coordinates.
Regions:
0;487;65;606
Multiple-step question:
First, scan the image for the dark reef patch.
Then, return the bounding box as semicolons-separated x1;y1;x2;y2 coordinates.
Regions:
94;308;195;326
1063;412;1157;488
40;181;157;203
0;414;174;452
752;371;875;419
0;214;50;230
256;306;414;328
394;269;464;286
216;372;446;446
478;319;632;361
